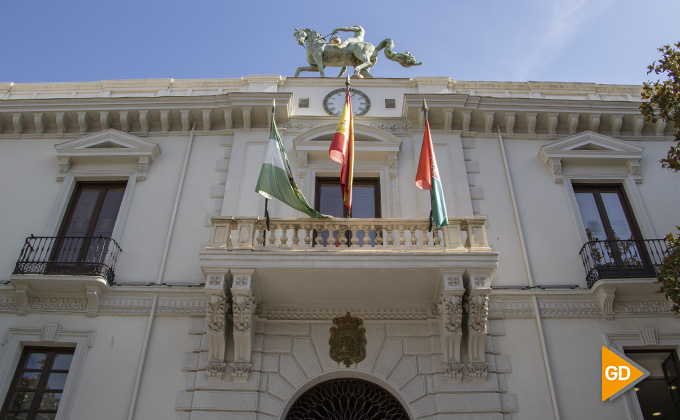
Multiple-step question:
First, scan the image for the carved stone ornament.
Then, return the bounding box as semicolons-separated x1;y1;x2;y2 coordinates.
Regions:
442;295;463;333
230;360;252;381
468;295;489;333
329;312;366;367
232;294;253;333
206;359;226;381
206;295;226;334
443;362;464;381
468;361;488;380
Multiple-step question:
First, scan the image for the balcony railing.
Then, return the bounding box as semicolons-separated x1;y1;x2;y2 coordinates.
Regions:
13;236;122;284
579;238;668;288
207;217;492;252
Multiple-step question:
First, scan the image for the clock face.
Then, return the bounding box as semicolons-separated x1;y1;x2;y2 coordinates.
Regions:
323;88;370;116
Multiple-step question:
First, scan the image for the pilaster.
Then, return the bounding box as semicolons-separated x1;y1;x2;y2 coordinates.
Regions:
438;271;465;382
230;269;256;382
465;272;491;381
204;272;228;382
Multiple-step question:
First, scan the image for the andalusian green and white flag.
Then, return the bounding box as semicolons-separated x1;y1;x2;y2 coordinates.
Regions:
255;118;325;219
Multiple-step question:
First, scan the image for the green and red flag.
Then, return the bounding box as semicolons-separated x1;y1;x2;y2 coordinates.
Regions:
255;108;324;219
415;107;449;228
329;85;354;215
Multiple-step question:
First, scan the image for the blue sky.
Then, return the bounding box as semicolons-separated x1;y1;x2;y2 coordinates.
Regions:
2;0;679;85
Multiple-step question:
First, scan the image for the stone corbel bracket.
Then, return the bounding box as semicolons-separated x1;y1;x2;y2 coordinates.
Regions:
465;271;492;381
204;272;228;382
437;271;465;382
230;269;258;382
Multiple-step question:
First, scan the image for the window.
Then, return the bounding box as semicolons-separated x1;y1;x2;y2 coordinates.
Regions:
0;347;74;420
574;184;658;283
53;181;126;281
314;178;381;246
55;181;126;263
573;184;641;244
315;177;381;218
626;350;680;420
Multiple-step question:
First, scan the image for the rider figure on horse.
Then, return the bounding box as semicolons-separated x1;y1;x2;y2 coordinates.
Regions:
331;25;365;49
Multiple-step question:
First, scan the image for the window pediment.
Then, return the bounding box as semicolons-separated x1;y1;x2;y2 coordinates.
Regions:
54;129;161;181
293;123;401;159
539;131;644;183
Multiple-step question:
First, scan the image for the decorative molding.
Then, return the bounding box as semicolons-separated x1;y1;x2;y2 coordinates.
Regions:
442;362;464;381
230;361;251;381
139;110;149;133
41;323;62;341
548;113;559;134
568;113;579;135
614;300;671;314
242;106;252;130
232;294;252;334
481;111;493;133
442;295;463;333
181;110;191;132
13;113;23;135
589;114;601;132
468;361;489;381
77;111;88;133
223;109;232;129
99;111;110;130
119;111;130;132
264;305;430;320
56;112;68;134
505;112;515;134
31;297;87;311
639;327;658;346
596;285;616;320
206;359;226;381
468;295;489;333
202;110;212;131
57;157;72;181
160;110;170;132
526;113;537;135
34;113;45;134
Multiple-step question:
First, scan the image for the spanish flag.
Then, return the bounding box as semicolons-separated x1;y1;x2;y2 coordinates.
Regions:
415;103;449;228
329;86;354;215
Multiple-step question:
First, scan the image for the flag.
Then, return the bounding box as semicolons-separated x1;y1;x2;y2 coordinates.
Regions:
415;118;449;228
255;116;324;219
329;86;354;215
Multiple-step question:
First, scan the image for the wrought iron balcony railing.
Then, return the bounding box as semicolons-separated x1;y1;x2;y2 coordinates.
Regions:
206;217;492;252
13;236;122;284
579;238;668;288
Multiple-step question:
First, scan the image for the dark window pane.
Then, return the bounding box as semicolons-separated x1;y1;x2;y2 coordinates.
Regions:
24;354;46;370
601;192;633;240
7;412;28;420
17;372;40;389
46;373;68;390
35;413;56;420
39;392;62;410
352;186;376;218
320;185;344;217
9;391;34;410
63;189;99;237
575;192;607;241
51;354;73;370
92;188;125;237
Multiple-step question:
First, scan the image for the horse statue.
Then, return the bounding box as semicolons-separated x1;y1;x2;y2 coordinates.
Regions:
293;27;422;78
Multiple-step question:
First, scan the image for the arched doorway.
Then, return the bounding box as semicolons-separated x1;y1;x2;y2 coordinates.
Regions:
284;378;409;420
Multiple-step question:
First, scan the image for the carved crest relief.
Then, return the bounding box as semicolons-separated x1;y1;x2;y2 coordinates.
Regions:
329;312;366;367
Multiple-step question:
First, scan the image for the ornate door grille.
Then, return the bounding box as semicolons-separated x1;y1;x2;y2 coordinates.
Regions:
285;378;409;420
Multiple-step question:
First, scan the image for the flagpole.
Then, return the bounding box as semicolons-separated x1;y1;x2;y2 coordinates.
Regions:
345;75;352;219
422;99;434;231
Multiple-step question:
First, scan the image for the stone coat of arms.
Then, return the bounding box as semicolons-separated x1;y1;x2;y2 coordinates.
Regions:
329;312;366;367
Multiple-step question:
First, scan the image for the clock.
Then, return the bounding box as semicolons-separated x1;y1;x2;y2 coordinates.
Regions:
323;88;370;116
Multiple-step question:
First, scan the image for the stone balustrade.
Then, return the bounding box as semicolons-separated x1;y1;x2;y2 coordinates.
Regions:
207;217;491;252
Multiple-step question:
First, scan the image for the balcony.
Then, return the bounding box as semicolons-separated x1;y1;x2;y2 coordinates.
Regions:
13;236;121;285
579;238;668;288
200;217;498;309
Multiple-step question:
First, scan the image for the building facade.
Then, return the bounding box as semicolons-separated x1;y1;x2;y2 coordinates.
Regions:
0;75;678;420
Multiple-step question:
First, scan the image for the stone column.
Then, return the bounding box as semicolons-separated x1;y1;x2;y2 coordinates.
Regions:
465;272;491;381
439;271;465;382
230;269;256;382
204;272;227;381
